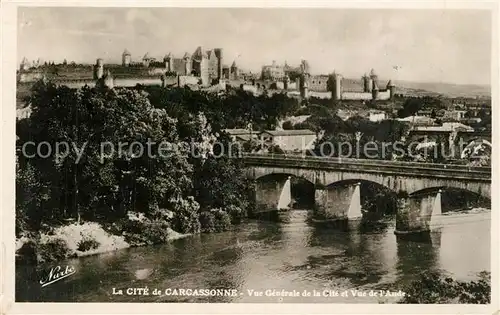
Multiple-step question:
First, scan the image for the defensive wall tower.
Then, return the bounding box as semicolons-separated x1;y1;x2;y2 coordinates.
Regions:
93;58;104;80
122;49;131;66
164;53;174;73
104;70;114;88
327;72;342;101
283;75;290;90
299;73;309;98
183;52;192;75
214;48;223;80
387;80;395;100
333;73;342;100
372;80;379;100
369;68;378;91
362;73;370;93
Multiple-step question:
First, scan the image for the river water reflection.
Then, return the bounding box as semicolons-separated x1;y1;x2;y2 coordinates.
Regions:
16;209;490;303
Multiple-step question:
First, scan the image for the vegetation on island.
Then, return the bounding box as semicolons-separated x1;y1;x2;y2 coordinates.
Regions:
399;271;490;304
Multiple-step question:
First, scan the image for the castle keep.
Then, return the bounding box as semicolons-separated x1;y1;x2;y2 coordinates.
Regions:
120;47;240;85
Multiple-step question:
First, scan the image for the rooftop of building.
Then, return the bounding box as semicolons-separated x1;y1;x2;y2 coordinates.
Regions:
224;128;252;135
411;122;474;132
234;134;253;141
260;129;316;136
397;115;436;123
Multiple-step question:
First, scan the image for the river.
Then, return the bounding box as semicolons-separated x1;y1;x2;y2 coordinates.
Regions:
16;208;491;303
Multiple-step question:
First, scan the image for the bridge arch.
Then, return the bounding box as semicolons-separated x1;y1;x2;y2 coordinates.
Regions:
325;178;393;191
254;172;315;187
409;186;491;209
322;172;400;192
325;179;398;216
393;185;492;233
251;167;317;187
408;181;490;200
253;172;316;210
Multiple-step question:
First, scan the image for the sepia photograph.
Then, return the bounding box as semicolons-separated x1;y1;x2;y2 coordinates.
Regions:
4;2;496;311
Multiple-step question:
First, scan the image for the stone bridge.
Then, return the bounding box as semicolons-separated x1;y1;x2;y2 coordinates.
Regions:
243;154;491;234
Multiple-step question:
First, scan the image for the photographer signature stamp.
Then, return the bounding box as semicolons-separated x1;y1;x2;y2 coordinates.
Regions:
39;265;76;288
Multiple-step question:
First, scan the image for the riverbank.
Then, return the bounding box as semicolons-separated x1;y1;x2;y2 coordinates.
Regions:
16;220;191;264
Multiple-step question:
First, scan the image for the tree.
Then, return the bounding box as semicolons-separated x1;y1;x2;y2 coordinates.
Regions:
430;109;437;118
17;81;194;227
282;121;293;130
268;144;285;154
193;155;251;224
398;98;423;117
143;85;255;227
399;271;490;304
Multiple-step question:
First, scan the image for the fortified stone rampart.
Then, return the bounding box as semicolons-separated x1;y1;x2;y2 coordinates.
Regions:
341;91;372;100
178;75;201;87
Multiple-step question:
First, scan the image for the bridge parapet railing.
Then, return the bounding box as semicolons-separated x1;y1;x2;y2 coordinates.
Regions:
241;153;491;173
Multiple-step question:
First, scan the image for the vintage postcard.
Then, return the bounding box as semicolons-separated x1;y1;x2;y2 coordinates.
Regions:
1;1;498;314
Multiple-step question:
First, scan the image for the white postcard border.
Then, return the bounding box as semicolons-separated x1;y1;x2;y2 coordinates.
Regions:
1;0;499;314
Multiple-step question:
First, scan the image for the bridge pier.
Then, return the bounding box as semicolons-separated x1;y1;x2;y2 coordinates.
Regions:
315;183;361;220
395;191;442;234
254;177;287;213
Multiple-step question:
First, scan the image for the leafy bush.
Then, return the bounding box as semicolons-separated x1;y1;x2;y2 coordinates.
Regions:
171;197;201;234
150;208;174;222
77;233;100;252
293;106;311;116
199;211;216;233
122;223;149;246
16;215;29;239
399;271;490;304
121;217;171;245
16;241;38;265
199;209;231;233
37;238;71;263
268;145;285;154
282;121;294;130
213;208;232;232
142;220;171;245
173;212;201;234
226;205;246;224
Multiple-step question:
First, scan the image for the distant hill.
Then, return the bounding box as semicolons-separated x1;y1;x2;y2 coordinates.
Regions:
342;77;490;99
393;80;490;99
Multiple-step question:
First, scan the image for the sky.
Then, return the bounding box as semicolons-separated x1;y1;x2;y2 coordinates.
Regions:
17;7;492;85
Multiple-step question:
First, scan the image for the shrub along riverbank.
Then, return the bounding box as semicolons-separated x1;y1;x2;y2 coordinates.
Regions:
398;271;491;304
16;214;192;265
